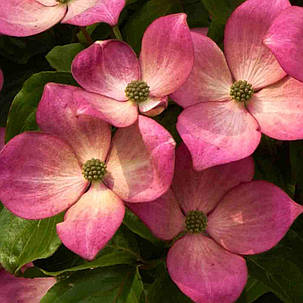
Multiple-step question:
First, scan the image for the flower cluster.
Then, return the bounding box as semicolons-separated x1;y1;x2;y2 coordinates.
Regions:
0;0;303;302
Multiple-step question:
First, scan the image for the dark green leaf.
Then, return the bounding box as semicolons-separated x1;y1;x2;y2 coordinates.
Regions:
46;44;85;72
180;0;210;28
0;207;63;274
41;265;144;303
35;225;142;276
5;71;77;142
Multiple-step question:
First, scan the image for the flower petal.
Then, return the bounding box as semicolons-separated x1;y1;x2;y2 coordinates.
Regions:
224;0;290;89
171;31;232;108
37;83;112;164
208;181;303;255
264;7;303;83
72;40;140;101
172;144;254;215
0;269;56;303
105;115;175;202
74;89;138;127
57;182;125;260
177;101;261;170
62;0;125;26
0;0;66;37
0;132;87;219
126;189;185;241
140;13;194;97
247;77;303;140
167;234;247;303
0;128;5;151
138;96;168;117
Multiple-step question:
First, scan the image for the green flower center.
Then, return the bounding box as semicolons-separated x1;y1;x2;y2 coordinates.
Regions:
56;0;70;3
82;158;107;181
185;210;208;233
125;80;150;103
230;80;254;102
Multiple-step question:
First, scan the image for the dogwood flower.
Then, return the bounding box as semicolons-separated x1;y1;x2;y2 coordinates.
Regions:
0;265;56;303
264;5;303;83
171;0;303;170
71;13;194;123
0;0;125;37
128;144;303;303
0;83;175;260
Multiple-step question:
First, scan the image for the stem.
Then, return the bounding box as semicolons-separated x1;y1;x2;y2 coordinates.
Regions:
80;27;93;45
113;25;123;40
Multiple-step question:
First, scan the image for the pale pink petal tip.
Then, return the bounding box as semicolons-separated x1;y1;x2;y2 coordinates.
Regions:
105;115;176;202
167;234;247;303
0;132;87;219
0;269;56;303
72;40;140;101
264;6;303;83
57;183;125;260
140;13;194;97
62;0;126;26
138;96;168;117
208;181;303;255
0;0;66;37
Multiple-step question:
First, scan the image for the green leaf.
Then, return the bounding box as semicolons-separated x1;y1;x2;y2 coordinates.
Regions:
46;44;85;72
237;277;270;303
180;0;210;28
123;0;183;53
41;265;144;303
123;209;165;246
5;71;77;142
0;207;63;274
35;225;142;276
290;141;303;203
147;265;192;303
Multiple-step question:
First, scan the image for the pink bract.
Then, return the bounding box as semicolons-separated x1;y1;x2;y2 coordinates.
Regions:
128;144;303;303
171;0;303;170
0;267;56;303
0;0;125;37
71;13;194;125
0;83;176;260
264;6;303;83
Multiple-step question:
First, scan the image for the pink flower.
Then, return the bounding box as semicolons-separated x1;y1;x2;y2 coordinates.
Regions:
171;0;303;170
264;6;303;83
0;0;125;37
0;83;176;260
0;69;3;91
0;267;56;303
71;14;194;124
128;144;303;303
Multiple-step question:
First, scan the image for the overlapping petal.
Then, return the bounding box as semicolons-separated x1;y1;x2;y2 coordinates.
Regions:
173;144;254;214
0;0;66;37
0;269;56;303
138;96;168;117
167;234;247;303
264;6;303;82
140;14;194;97
62;0;125;26
177;101;261;170
0;132;87;219
57;183;125;260
208;181;303;255
72;40;140;101
247;77;303;140
171;32;232;108
224;0;290;89
127;189;185;240
104;115;175;202
37;83;112;164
